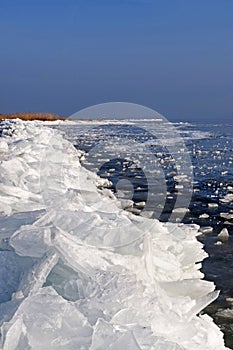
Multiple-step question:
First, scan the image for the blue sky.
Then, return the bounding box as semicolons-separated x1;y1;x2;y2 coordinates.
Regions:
0;0;233;121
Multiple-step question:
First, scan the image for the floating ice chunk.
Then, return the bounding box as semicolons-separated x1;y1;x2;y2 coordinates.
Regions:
216;308;233;319
208;203;218;209
226;297;233;305
199;213;209;219
119;199;134;209
175;185;184;190
128;207;141;215
135;201;146;208
220;194;233;204
218;228;229;241
220;212;233;220
199;226;213;234
174;174;188;182
172;208;189;214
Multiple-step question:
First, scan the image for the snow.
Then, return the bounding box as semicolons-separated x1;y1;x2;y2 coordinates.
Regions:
0;119;229;349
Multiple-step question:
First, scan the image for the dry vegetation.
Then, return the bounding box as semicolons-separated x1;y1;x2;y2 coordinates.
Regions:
0;113;66;121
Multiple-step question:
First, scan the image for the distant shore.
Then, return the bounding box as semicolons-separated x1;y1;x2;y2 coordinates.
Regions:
0;113;66;121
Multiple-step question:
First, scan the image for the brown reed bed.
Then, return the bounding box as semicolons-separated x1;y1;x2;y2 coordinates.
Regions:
0;113;66;121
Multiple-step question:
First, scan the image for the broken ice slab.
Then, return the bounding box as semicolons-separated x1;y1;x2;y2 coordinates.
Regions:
10;225;53;258
1;287;93;350
0;210;44;239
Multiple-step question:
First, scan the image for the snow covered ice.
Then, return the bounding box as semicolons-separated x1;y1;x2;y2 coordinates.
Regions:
0;119;229;349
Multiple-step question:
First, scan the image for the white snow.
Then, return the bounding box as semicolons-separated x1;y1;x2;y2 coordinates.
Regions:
0;119;229;349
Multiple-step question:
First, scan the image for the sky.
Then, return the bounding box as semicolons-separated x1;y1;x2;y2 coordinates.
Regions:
0;0;233;122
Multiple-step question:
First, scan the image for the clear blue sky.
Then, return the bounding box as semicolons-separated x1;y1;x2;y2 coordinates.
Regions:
1;0;233;122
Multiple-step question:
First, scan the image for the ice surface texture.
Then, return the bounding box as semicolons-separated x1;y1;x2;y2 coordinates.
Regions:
0;119;229;349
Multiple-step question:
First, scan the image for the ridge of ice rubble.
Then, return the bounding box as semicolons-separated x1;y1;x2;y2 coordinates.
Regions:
0;119;229;350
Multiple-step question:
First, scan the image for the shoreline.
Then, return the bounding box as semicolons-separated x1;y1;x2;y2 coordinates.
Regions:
0;113;66;122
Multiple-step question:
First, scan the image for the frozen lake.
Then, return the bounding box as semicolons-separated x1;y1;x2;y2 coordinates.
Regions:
0;119;232;349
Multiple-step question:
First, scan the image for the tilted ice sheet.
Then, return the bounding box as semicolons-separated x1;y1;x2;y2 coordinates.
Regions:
0;119;229;349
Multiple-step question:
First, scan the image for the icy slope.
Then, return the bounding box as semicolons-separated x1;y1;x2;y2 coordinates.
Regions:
0;119;229;349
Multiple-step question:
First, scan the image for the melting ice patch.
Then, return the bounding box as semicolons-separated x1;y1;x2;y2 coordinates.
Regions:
0;119;229;349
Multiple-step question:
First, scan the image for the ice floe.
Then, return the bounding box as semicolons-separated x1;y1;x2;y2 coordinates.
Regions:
217;228;229;241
